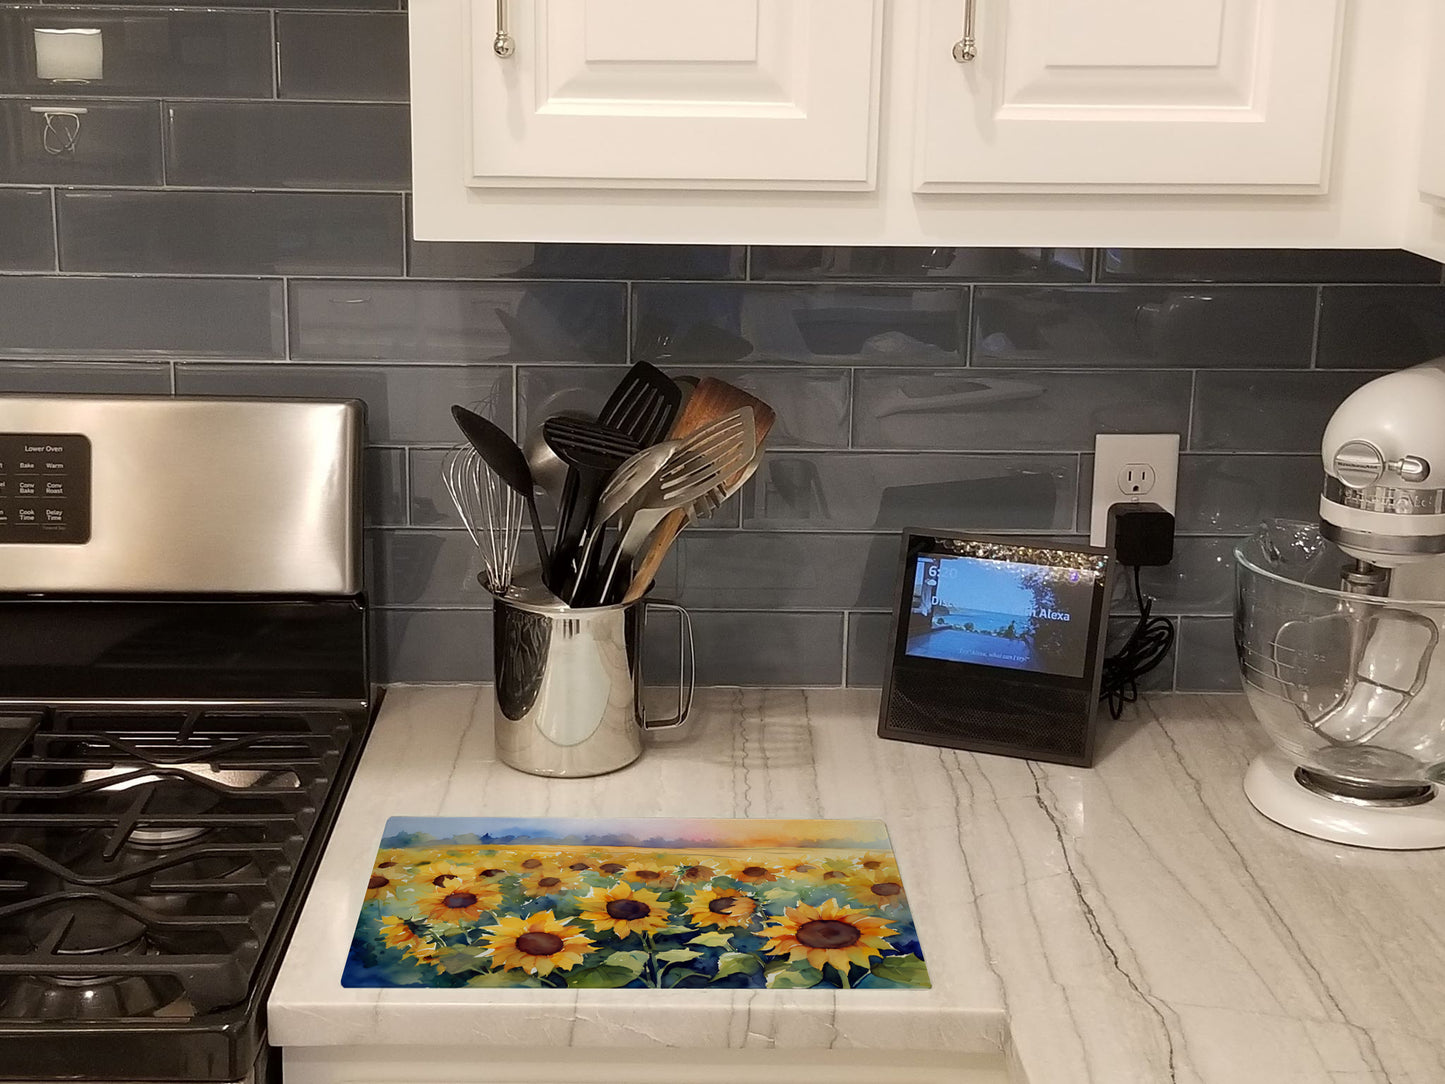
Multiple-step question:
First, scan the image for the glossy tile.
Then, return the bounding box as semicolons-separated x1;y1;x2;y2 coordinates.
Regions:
1316;285;1445;369
1173;618;1240;692
740;452;1078;532
1103;615;1175;694
750;247;1091;282
58;190;403;276
174;364;512;443
277;13;408;101
365;528;490;608
645;611;844;686
407;449;459;528
0;189;54;271
1137;536;1241;616
410;234;744;280
0;99;162;184
0;276;282;358
854;369;1193;451
290;280;627;363
1173;455;1321;534
1100;249;1442;283
0;9;272;97
633;283;969;366
0;360;171;394
1191;371;1386;453
670;532;894;611
845;611;892;687
372;609;492;685
167;102;409;190
365;447;408;527
517;365;851;450
974;286;1315;368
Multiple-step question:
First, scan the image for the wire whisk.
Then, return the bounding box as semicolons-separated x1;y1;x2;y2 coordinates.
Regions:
442;444;524;594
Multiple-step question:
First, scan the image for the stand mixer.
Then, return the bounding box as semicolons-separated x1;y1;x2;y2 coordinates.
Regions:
1236;359;1445;849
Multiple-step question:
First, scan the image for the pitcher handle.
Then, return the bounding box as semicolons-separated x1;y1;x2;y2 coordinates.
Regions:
641;599;694;730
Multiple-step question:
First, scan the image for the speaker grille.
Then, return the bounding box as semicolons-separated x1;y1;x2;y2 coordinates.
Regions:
883;673;1093;765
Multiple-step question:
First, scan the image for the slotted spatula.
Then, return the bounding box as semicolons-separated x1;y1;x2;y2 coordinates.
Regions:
621;378;776;603
598;361;683;448
543;415;641;588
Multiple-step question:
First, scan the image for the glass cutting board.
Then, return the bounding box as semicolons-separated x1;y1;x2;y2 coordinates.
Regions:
343;816;929;991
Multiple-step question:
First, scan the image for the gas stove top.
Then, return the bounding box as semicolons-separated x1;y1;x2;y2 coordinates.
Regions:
0;395;372;1084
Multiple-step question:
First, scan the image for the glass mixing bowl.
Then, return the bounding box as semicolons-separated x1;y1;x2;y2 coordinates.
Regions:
1235;520;1445;788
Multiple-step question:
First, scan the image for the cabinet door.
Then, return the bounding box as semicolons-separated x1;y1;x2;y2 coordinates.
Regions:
465;0;882;190
914;0;1344;192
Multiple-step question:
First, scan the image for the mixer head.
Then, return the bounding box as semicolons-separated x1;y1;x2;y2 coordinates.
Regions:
1319;358;1445;569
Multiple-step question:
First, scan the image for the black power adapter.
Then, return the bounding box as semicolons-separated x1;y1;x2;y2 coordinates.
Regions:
1099;501;1176;718
1105;501;1175;567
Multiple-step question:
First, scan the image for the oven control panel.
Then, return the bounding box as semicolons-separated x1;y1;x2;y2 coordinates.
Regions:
0;433;91;544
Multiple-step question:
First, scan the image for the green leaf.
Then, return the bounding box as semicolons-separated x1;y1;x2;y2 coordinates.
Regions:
763;888;797;906
563;963;642;989
765;962;822;989
655;924;692;936
868;954;932;988
604;950;650;976
657;891;689;907
656;947;702;964
688;929;734;949
712;952;763;980
465;969;539;987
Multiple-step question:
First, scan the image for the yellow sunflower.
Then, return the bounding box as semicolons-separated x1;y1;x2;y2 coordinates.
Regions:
850;870;907;907
780;857;821;877
560;857;595;873
473;862;510;881
855;851;892;872
378;915;428;949
595;858;629;876
685;887;758;929
514;854;551;874
364;864;401;900
521;868;581;897
818;865;852;884
678;862;716;884
575;881;670;939
414;861;474;890
419;879;503;925
730;860;778;884
480;910;595;976
758;897;896;973
624;863;669;886
403;940;446;971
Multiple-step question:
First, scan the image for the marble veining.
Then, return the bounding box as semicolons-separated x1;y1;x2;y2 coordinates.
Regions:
269;688;1445;1083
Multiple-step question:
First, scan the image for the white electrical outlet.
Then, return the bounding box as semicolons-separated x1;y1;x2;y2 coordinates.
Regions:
1090;434;1180;547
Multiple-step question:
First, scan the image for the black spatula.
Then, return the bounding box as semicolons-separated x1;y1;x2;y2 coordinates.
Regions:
597;361;682;448
542;415;640;588
450;405;551;576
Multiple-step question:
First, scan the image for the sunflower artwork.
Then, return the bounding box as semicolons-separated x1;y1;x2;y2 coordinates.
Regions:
343;817;930;991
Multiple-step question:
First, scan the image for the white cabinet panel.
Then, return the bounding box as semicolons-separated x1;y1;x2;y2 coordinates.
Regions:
465;0;882;190
914;0;1344;192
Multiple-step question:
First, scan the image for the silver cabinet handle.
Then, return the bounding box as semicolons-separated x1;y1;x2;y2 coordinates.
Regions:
494;0;515;57
952;0;977;62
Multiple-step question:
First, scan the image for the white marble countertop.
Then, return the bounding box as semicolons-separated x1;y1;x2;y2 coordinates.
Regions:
269;687;1445;1083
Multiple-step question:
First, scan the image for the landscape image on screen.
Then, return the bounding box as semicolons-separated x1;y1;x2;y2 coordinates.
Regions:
905;554;1096;677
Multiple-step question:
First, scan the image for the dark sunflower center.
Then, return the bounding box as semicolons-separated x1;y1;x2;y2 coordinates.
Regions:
479;868;504;877
684;865;711;879
707;897;738;914
431;874;454;887
377;861;395;868
367;874;389;889
521;858;543;869
796;919;861;949
793;864;815;873
871;882;902;897
633;870;661;881
538;877;561;888
442;891;478;909
823;871;846;880
568;863;590;871
605;899;650;921
741;866;768;878
600;862;625;874
515;932;565;956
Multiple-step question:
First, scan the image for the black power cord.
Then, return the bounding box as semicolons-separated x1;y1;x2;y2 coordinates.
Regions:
1099;565;1175;719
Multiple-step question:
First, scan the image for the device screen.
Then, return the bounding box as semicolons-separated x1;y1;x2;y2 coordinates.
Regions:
905;553;1100;678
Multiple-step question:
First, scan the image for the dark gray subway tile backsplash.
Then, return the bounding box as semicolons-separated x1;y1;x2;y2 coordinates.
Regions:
58;190;404;276
0;188;54;271
3;3;1442;688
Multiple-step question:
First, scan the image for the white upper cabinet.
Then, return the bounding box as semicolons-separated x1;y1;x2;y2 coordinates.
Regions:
914;0;1344;192
462;0;882;190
